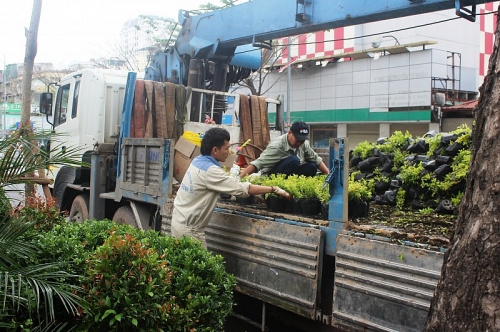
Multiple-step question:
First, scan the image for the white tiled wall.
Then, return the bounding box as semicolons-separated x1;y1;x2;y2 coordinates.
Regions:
263;49;443;113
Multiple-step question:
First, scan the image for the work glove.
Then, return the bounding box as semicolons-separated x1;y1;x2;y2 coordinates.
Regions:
246;172;261;180
273;186;291;200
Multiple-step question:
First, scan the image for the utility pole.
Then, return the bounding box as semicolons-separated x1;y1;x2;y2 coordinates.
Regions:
286;38;291;129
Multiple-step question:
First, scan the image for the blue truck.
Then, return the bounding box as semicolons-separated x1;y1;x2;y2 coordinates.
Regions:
39;1;493;330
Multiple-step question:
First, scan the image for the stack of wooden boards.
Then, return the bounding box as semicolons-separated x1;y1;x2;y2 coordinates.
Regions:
238;94;271;163
129;79;271;164
129;80;189;139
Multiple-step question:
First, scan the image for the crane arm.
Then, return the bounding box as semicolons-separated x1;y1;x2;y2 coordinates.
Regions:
146;0;494;89
176;0;493;60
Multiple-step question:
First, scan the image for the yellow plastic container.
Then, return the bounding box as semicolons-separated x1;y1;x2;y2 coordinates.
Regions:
182;131;202;147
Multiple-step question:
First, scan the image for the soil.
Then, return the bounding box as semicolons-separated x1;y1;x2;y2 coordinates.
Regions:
212;190;457;251
346;203;456;250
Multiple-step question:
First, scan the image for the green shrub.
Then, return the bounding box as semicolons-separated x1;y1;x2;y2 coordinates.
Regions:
34;220;137;276
314;175;330;204
352;140;374;159
299;176;317;200
281;174;303;199
385;130;413;151
453;123;472;146
349;124;472;213
241;174;265;185
425;133;443;157
397;163;424;188
80;233;179;331
142;233;236;331
36;221;236;331
261;173;288;198
14;195;67;233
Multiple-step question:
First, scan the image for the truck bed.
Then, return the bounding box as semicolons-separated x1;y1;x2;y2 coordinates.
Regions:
346;204;453;251
163;189;447;331
216;199;330;227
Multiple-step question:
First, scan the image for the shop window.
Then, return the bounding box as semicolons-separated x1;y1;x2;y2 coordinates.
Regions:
312;128;337;148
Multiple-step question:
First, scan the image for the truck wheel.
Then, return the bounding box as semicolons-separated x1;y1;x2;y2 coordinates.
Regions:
112;206;137;227
69;195;89;223
53;166;77;211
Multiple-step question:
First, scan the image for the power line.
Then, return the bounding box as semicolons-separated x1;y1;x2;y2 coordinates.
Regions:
233;10;497;55
276;10;497;47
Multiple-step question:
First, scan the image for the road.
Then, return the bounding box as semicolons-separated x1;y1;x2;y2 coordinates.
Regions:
4;184;45;208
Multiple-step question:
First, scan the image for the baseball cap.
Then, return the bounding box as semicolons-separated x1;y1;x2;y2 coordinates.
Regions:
290;121;310;140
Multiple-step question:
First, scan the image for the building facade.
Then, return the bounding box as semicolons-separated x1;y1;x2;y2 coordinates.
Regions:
259;3;498;149
119;15;177;71
0;62;60;137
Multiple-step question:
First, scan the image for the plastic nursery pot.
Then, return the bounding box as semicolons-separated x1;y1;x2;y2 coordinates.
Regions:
269;195;287;213
348;200;369;218
284;198;294;213
321;203;329;220
265;196;271;209
292;198;303;215
300;198;321;216
235;196;254;204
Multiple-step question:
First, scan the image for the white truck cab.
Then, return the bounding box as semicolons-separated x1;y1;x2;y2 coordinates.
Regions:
39;69;132;213
51;69;129;152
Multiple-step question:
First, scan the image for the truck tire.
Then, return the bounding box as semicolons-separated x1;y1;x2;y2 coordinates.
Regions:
112;206;136;227
53;167;77;211
69;195;89;223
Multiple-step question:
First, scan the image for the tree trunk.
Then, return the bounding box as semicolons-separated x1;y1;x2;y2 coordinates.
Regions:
424;7;500;331
21;0;41;130
18;0;49;199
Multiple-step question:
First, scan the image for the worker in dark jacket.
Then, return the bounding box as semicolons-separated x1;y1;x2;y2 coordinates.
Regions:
240;121;329;177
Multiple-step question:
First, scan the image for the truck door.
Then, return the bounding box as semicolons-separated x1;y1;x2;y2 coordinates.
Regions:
53;79;81;151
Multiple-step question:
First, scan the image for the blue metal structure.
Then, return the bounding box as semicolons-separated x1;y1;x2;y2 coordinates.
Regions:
322;138;347;256
146;0;493;87
117;71;137;179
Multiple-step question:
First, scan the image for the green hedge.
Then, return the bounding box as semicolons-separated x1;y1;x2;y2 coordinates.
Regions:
32;220;236;331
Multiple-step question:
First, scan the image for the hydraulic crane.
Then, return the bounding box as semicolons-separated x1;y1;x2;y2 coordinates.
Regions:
146;0;494;92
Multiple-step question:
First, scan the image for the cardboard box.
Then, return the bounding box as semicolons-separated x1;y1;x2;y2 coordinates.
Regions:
221;154;237;170
173;136;238;182
174;136;201;182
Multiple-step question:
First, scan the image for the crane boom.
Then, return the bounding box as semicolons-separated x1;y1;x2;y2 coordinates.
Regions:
146;0;495;90
177;0;491;55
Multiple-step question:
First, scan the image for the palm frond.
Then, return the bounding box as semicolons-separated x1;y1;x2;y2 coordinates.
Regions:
0;132;86;328
0;217;38;269
32;320;75;332
2;263;84;322
0;131;86;189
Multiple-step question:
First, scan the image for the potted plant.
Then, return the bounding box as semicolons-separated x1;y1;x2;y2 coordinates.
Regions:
282;174;304;214
348;174;372;218
298;176;321;216
315;176;330;220
261;174;289;212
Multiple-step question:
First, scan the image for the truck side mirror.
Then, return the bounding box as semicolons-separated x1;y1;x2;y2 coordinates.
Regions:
39;92;53;115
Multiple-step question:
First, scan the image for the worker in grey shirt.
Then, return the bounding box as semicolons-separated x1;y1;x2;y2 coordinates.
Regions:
171;128;291;248
240;121;330;177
